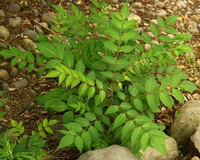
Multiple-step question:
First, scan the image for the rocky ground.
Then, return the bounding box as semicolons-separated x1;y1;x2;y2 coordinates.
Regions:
0;0;199;159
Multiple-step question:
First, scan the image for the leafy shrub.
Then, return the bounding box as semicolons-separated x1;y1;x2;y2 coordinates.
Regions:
0;119;46;160
0;0;197;157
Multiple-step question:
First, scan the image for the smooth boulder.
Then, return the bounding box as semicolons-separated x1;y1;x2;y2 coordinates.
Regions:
170;100;200;146
78;145;139;160
141;137;178;160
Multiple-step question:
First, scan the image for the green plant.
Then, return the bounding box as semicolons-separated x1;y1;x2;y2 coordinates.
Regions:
0;118;57;160
0;91;6;118
0;0;197;157
0;120;46;160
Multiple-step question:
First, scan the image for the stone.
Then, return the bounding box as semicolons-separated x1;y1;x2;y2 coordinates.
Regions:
198;24;200;30
23;38;37;51
23;30;39;42
128;13;141;24
170;100;200;146
8;4;21;13
177;1;187;8
0;70;9;81
9;17;21;28
191;156;200;160
0;26;10;40
191;125;200;153
42;12;56;25
0;42;8;50
141;137;178;160
35;26;44;34
132;2;143;8
40;0;48;7
0;62;8;67
39;22;48;28
32;9;39;17
43;155;57;160
11;79;29;88
188;21;199;33
155;2;165;8
185;10;193;16
78;145;139;160
190;15;199;23
1;82;9;90
10;67;18;77
157;10;167;17
0;10;5;17
150;19;158;25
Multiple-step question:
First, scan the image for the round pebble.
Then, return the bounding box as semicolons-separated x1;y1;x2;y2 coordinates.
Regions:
8;4;21;13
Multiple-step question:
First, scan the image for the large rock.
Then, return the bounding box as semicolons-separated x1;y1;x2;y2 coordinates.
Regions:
141;137;178;160
78;145;139;160
9;17;21;28
23;30;39;42
8;4;21;13
0;10;5;17
11;78;29;89
170;100;200;146
42;12;56;25
23;38;37;51
0;70;9;81
191;125;200;153
0;26;10;40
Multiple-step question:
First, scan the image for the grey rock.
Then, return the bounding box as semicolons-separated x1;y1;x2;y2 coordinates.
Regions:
132;2;143;8
11;78;29;88
0;42;8;50
190;15;199;23
191;125;200;153
177;1;187;8
1;82;9;90
157;10;167;17
0;26;10;40
185;10;193;16
23;30;39;42
40;0;48;7
39;22;48;28
32;9;39;17
78;145;139;160
155;2;165;8
0;62;9;67
198;24;200;30
42;12;56;25
191;156;200;160
35;26;44;34
128;13;141;24
188;21;199;33
150;19;158;25
170;100;200;146
23;38;37;51
43;155;57;160
9;17;21;28
0;10;5;17
141;137;178;160
8;4;21;13
0;69;9;81
10;67;18;77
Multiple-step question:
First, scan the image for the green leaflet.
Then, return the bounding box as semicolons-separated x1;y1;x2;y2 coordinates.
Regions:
131;127;143;146
106;105;119;114
74;135;83;152
159;92;174;108
113;113;127;129
172;89;184;103
57;134;75;150
81;131;91;149
122;121;135;140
